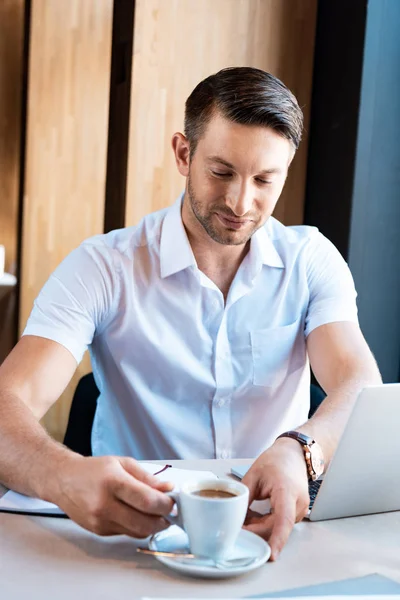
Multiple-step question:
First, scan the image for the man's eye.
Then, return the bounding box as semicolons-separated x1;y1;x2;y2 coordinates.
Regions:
211;171;232;178
256;178;272;185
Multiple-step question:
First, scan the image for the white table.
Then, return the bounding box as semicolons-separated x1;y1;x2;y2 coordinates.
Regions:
1;459;400;599
0;273;17;302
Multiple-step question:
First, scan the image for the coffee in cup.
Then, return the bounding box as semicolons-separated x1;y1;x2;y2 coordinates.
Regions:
190;489;237;499
166;479;249;561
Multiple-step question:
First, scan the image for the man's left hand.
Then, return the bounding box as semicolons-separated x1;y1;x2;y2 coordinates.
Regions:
242;438;310;561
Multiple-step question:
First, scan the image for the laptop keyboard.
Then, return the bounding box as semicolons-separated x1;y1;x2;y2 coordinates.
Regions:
308;479;322;509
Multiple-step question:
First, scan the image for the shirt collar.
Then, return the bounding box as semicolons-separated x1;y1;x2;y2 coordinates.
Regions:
160;195;284;279
160;194;197;278
248;221;285;275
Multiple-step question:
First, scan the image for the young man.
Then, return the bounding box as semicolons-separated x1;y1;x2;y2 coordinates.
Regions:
0;67;381;560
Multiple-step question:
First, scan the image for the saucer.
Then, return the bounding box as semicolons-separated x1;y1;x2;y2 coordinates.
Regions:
148;525;270;579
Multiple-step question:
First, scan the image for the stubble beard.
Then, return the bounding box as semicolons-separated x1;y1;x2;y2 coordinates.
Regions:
187;176;260;246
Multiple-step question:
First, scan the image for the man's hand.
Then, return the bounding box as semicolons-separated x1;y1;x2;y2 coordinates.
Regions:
51;455;175;538
242;438;310;561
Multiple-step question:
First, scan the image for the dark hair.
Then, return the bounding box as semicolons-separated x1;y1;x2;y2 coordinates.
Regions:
184;67;303;156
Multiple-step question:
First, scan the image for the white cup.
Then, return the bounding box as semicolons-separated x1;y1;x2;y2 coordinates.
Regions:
167;478;249;560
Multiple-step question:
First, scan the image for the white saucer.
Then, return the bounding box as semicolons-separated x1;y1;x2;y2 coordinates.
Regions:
148;525;270;579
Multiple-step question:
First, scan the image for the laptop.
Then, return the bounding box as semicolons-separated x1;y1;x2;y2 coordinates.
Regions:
232;383;400;521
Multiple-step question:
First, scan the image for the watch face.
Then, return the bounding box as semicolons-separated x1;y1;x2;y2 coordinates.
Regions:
310;443;325;477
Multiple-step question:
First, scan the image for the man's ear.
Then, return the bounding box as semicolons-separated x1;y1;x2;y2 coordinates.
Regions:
171;132;190;177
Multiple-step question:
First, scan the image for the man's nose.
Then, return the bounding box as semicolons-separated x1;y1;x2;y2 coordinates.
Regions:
226;183;253;216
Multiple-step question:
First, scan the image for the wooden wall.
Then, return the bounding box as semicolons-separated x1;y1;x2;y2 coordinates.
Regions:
20;0;113;441
2;0;318;442
0;1;25;363
126;0;317;227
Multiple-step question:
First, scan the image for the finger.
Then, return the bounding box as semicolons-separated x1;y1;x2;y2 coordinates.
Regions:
296;495;310;522
84;497;171;538
149;480;175;493
244;508;263;524
268;490;296;561
243;516;275;558
113;463;174;517
245;512;273;528
109;501;171;538
242;469;261;506
244;512;274;535
118;458;174;491
116;477;174;517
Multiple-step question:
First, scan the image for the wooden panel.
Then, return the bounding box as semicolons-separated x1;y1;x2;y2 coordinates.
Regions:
126;0;317;227
20;0;113;441
0;0;25;363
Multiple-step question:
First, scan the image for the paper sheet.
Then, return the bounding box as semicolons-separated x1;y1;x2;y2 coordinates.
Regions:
0;490;64;515
0;462;218;517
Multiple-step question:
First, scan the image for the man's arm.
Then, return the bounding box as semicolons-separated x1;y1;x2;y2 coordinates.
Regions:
243;321;382;560
0;335;78;495
0;336;173;536
295;321;381;461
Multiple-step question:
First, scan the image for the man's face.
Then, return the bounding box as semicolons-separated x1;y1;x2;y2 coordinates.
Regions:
184;112;294;246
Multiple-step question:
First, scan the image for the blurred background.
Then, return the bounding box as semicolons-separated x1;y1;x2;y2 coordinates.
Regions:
0;0;399;442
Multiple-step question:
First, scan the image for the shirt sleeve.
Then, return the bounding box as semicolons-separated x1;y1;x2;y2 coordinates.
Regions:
22;240;119;364
304;231;359;337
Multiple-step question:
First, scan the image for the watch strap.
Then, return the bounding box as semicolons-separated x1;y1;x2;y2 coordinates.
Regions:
277;430;314;446
277;430;320;481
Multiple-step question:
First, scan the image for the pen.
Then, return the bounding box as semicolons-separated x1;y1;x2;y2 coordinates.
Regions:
152;464;172;476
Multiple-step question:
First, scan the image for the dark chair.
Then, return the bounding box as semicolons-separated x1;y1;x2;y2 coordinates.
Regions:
309;382;326;418
63;373;99;456
63;373;326;455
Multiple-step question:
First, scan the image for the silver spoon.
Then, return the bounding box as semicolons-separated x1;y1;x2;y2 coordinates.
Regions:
136;547;256;569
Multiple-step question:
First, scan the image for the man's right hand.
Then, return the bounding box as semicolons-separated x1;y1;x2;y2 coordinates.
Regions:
52;455;175;538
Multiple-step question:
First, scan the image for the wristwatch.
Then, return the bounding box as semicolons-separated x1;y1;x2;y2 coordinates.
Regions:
276;431;325;481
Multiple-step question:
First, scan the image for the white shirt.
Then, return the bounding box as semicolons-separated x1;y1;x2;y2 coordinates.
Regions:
23;195;358;459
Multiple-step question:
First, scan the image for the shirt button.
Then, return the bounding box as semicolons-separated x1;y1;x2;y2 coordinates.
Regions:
220;450;230;459
217;396;230;408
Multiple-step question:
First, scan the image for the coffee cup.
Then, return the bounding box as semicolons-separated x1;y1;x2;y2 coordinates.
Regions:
166;478;249;560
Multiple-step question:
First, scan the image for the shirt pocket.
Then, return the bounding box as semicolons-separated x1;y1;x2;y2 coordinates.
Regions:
250;319;304;388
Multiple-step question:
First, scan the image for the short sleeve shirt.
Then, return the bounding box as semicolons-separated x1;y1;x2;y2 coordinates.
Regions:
23;195;359;459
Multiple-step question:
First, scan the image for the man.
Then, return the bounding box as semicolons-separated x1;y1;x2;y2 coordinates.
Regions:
0;67;381;560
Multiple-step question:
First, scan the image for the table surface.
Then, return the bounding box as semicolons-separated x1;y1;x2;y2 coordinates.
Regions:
1;459;400;599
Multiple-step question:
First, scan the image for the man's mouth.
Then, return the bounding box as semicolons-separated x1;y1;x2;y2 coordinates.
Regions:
216;213;251;230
